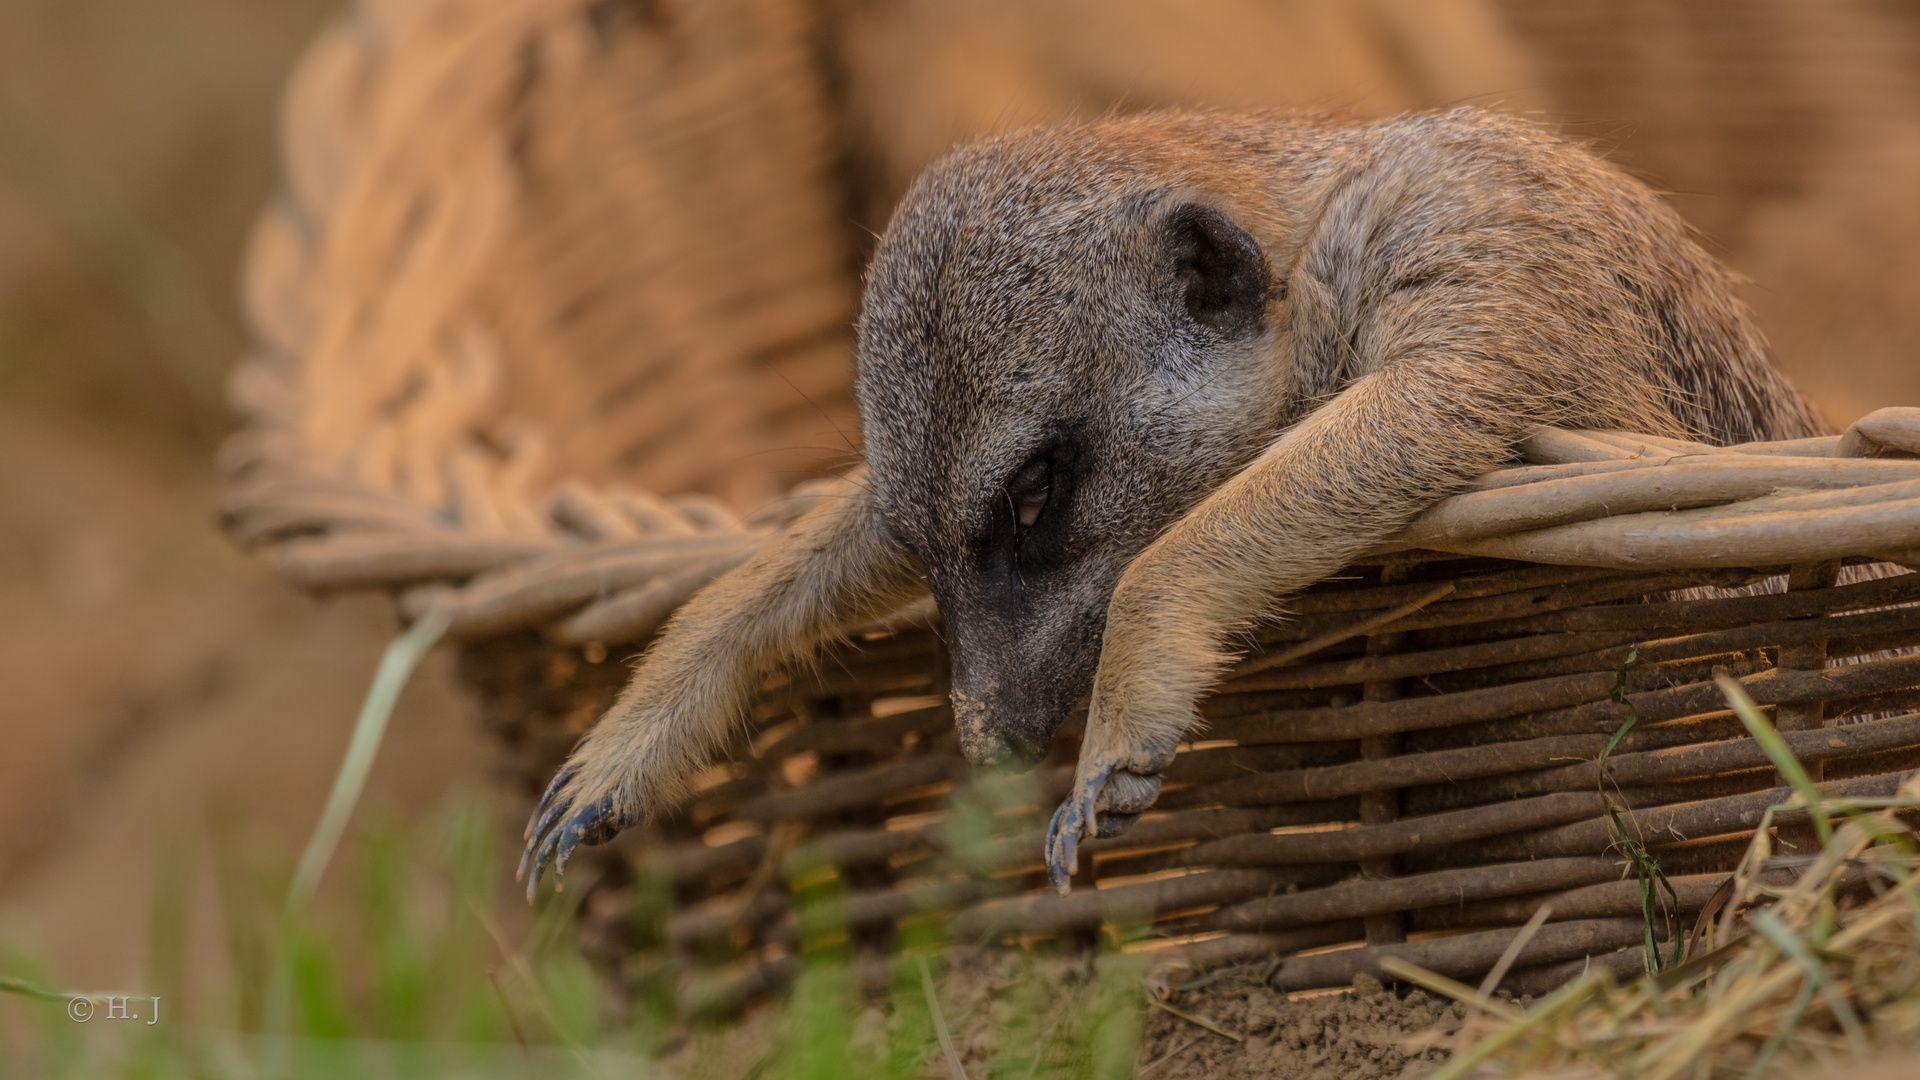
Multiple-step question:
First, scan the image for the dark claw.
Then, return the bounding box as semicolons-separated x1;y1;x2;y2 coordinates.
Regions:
516;767;580;887
1045;760;1117;895
1043;801;1081;896
520;786;576;873
524;764;580;842
1046;748;1178;893
519;774;632;902
550;796;614;881
522;817;567;902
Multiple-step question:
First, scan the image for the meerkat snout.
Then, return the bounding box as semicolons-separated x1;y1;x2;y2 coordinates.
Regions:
855;140;1291;769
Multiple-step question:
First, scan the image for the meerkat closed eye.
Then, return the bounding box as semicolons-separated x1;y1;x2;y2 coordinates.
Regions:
520;107;1823;898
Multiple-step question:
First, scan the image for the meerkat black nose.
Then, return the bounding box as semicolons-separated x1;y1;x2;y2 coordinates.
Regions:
943;618;1089;770
952;698;1051;768
956;727;1049;769
956;725;1019;767
958;731;1011;767
1000;728;1051;766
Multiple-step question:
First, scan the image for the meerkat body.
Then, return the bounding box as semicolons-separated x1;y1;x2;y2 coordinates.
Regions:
521;108;1823;895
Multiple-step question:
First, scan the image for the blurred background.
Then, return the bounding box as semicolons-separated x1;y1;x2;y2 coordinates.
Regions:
2;0;1919;1042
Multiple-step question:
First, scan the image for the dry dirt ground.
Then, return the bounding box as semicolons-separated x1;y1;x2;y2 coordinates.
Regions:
662;949;1469;1080
1124;964;1920;1080
662;949;1920;1080
1132;970;1461;1080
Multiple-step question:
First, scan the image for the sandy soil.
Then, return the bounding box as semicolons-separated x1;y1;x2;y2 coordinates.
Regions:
1132;969;1462;1080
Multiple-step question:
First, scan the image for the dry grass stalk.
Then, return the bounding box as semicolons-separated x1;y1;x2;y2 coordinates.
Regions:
1387;680;1920;1080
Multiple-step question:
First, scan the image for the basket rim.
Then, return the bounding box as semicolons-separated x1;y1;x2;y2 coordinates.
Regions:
221;398;1920;644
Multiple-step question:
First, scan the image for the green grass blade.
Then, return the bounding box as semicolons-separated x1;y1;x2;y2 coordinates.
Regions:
266;607;449;1073
0;975;67;1004
1714;674;1831;844
1601;648;1640;758
286;607;451;916
919;956;969;1080
1750;910;1868;1056
1597;649;1682;971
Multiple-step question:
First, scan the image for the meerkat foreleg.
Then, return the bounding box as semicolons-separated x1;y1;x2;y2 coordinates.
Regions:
521;469;924;897
1045;360;1554;890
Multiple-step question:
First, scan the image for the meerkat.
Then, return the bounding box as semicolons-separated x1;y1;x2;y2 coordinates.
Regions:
519;107;1825;899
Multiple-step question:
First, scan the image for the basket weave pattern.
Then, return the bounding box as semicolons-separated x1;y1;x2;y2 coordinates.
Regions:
543;423;1920;1011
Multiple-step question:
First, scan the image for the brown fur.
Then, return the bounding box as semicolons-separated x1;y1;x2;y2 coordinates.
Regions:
521;107;1824;895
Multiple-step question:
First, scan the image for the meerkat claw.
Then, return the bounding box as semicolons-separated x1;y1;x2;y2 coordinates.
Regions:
1045;760;1118;895
1045;732;1180;894
519;781;630;902
524;764;580;842
1042;800;1083;897
521;820;564;902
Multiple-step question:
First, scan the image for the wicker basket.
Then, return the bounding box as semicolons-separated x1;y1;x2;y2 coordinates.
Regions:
222;0;1920;1012
531;419;1920;1015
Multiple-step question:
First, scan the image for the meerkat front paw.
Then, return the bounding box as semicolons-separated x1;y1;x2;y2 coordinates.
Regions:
518;764;640;901
1043;728;1178;894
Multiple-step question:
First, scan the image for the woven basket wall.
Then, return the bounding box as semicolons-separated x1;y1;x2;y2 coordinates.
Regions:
220;0;1920;1013
502;420;1920;1016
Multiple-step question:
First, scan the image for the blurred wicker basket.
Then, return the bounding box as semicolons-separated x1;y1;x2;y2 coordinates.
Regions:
222;0;1920;1013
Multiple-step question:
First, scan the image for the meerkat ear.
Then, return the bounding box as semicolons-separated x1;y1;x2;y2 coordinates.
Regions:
1164;203;1271;338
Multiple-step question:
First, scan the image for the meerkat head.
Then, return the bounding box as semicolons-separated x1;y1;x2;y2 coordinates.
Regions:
853;119;1299;767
